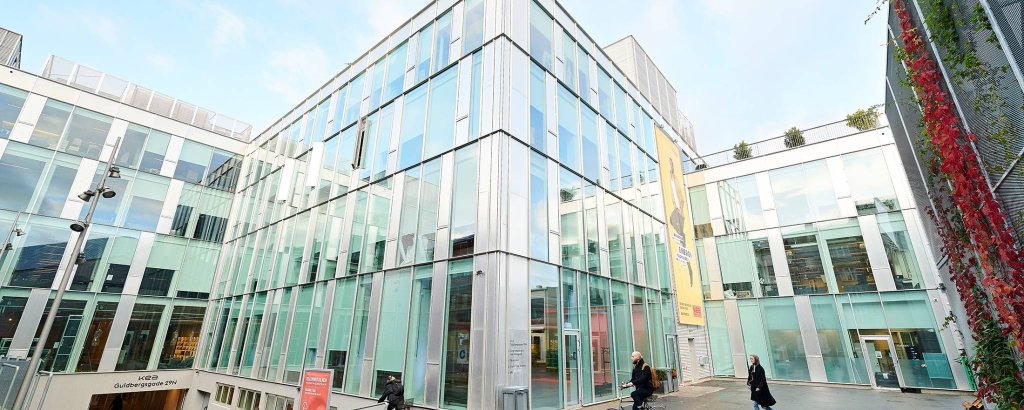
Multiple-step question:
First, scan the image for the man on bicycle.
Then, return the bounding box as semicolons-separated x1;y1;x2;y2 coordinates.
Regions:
621;351;653;410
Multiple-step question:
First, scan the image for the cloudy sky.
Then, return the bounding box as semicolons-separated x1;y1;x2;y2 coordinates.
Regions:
5;0;888;155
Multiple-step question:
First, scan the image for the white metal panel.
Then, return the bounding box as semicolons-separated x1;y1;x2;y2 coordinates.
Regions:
156;179;185;234
160;136;184;177
101;118;128;163
508;140;529;255
122;232;157;295
97;294;137;371
723;299;748;378
793;296;828;382
509;47;529;142
858;214;898;291
703;237;724;299
766;229;794;297
305;141;324;188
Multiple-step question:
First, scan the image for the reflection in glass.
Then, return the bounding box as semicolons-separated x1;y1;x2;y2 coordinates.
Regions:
442;259;473;409
451;145;478;257
59;108;112;159
843;149;900;215
719;175;764;233
116;304;164;371
404;266;433;403
530;262;560;409
770;160;840;225
760;298;810;381
28;100;72;150
783;227;828;295
821;219;874;293
588;276;615;401
877;213;923;290
374;269;413;396
530;153;549;260
0;84;27;138
529;1;553;70
529;63;546;152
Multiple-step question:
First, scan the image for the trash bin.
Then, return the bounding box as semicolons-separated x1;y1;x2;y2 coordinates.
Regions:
501;386;528;410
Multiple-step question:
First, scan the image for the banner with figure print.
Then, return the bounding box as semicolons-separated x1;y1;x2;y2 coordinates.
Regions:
654;126;704;325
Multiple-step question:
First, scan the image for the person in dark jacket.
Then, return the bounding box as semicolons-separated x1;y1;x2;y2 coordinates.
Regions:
622;351;653;410
747;355;777;410
377;375;405;410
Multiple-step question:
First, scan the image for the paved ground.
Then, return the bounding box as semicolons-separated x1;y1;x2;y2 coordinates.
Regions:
586;378;974;409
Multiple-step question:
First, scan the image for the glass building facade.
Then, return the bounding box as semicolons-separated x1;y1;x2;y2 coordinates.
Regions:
684;127;972;391
0;75;245;378
1;0;696;408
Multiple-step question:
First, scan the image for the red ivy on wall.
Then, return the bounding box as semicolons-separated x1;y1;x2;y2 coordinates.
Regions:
893;0;1024;396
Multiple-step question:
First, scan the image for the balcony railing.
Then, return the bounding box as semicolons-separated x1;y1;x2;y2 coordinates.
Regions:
685;120;882;170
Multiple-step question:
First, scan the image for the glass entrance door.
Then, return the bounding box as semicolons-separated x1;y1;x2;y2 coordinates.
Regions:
564;331;581;407
665;335;679;391
859;336;903;389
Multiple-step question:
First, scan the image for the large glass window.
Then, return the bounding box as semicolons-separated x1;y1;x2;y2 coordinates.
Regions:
424;66;458;159
0;143;48;212
283;286;316;382
433;11;453;73
603;122;618;191
115;303;164;371
344;275;373;393
588;276;615;401
529;63;546;152
770;160;840;226
809;296;857;383
606;199;625;280
28;100;73;150
115;124;150;168
716;234;754;299
760;298;810;381
580;106;600;183
562;31;577;90
159;305;205;369
416;160;442;263
737;299;773;378
59;108;112;160
610;281;633;382
397;167;422;267
705;301;734;376
326;278;356;390
820;219;875;293
462;0;485;52
576;46;590;102
37;298;87;372
361;184;391;274
530;261;560;409
0;295;27;356
415;23;435;83
0;84;27;138
124;173;168;231
719;175;764;233
880;291;955;389
237;294;267;375
441;258;473;409
613;86;628;133
529;1;553;70
398;83;428;170
343;74;365;128
140;130;170;174
404;266;433;404
559;168;584;270
374;269;413;394
368;58;386;110
35;156;77;217
877;212;923;290
557;85;581;172
596;69;612;119
77;301;119;372
450;144;478;257
175;141;214;184
752;237;778;297
783;224;828;295
843;149;900;215
8;216;69;288
530;153;549;260
384;42;408;103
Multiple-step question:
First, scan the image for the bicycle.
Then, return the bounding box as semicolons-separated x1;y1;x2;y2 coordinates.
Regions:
606;382;667;410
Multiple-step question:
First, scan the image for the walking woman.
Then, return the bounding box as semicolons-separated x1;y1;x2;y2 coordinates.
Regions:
747;355;777;410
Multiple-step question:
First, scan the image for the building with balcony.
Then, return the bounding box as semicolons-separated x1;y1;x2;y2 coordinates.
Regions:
681;120;973;391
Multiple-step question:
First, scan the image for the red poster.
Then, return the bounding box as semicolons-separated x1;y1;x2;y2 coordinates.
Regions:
299;369;333;410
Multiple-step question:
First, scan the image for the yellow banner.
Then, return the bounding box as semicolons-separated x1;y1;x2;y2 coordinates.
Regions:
654;127;704;325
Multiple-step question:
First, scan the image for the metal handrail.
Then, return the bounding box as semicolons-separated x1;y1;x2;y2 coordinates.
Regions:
686;119;884;170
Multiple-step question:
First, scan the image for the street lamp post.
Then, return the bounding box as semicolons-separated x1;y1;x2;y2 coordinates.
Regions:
1;211;26;257
12;138;123;410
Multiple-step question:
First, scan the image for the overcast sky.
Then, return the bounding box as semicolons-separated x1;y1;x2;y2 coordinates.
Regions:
5;0;887;155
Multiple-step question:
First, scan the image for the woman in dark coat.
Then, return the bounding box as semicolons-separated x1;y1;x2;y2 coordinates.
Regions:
747;355;777;410
377;375;405;410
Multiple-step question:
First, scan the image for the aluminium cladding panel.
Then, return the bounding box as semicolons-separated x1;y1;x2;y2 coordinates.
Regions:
508;138;530;255
793;295;827;383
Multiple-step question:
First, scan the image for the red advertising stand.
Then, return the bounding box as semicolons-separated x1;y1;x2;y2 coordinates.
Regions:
298;369;333;410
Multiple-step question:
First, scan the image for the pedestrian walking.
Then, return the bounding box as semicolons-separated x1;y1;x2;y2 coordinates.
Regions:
377;374;405;410
747;355;776;410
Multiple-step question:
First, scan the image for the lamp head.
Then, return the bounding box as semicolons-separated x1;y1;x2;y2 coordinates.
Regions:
2;243;11;251
14;228;24;236
70;221;88;232
100;187;116;198
108;166;121;179
75;253;86;265
77;190;96;202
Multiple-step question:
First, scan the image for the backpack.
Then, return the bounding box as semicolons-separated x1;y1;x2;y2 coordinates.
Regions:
644;364;661;389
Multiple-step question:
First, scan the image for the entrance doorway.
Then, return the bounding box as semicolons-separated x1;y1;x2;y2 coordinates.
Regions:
88;389;186;410
564;330;581;408
859;336;903;389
